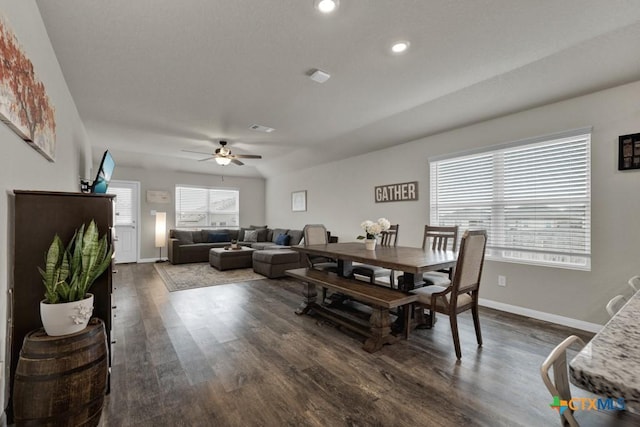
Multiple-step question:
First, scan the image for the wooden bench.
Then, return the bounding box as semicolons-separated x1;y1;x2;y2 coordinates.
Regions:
285;268;417;353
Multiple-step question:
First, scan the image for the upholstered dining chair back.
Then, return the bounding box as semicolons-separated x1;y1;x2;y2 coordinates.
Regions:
629;275;640;292
422;225;459;251
453;230;487;296
303;224;328;245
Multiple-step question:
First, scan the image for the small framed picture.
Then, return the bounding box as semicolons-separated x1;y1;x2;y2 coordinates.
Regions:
619;133;640;171
292;190;307;212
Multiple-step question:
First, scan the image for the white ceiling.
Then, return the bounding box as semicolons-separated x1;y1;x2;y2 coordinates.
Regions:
36;0;640;179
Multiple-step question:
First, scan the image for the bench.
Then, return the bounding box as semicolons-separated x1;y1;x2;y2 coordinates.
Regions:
285;268;417;353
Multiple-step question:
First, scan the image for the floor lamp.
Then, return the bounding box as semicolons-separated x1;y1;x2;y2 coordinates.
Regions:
155;212;166;262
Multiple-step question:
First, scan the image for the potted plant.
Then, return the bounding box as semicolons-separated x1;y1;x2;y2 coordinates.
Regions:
357;218;391;250
39;219;113;336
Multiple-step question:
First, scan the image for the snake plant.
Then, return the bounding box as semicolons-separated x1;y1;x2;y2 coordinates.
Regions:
39;220;113;303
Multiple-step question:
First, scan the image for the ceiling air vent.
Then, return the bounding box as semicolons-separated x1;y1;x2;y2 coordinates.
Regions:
249;124;275;133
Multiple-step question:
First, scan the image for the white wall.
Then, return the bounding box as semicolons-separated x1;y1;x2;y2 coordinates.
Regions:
113;166;266;260
0;0;92;413
266;80;640;326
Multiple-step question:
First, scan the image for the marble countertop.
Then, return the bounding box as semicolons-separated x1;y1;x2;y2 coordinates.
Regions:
570;290;640;411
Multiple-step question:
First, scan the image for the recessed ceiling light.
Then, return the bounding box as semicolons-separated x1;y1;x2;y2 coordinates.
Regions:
314;0;339;14
249;124;275;133
391;41;410;54
309;68;331;83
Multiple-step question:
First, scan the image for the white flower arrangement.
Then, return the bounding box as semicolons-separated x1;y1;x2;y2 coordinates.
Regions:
358;218;391;240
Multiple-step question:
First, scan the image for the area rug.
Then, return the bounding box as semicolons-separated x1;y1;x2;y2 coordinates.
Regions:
154;262;264;292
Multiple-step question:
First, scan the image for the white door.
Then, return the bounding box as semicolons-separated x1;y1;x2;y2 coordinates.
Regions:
108;181;139;263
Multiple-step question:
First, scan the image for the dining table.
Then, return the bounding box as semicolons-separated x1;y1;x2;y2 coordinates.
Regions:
291;242;458;291
289;242;458;342
569;290;640;412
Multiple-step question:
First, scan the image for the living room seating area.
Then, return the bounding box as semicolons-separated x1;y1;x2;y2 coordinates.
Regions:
167;226;306;265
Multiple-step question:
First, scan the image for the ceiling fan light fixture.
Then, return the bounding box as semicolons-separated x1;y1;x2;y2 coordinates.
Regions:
215;157;232;166
314;0;339;14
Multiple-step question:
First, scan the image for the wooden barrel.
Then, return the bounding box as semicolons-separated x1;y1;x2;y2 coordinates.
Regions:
13;318;108;427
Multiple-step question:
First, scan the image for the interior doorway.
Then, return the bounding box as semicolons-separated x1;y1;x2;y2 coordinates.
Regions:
108;180;140;263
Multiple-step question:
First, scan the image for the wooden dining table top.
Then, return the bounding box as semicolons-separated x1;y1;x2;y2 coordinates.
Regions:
569;290;640;411
291;242;457;275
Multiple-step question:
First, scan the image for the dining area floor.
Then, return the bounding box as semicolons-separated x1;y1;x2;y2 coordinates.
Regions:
101;263;636;426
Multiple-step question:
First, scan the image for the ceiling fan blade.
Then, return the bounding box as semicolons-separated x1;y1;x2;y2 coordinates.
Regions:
182;149;212;155
233;154;262;159
231;158;244;166
198;156;215;162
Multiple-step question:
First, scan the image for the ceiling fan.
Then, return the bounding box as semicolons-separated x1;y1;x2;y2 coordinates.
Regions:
182;140;262;166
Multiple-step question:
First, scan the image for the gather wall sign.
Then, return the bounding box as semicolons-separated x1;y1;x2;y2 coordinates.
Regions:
374;181;418;203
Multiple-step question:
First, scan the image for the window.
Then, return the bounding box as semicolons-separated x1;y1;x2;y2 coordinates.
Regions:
430;128;591;270
108;186;133;226
175;185;239;228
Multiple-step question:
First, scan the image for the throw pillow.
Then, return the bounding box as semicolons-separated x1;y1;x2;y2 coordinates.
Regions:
244;229;259;242
238;227;250;241
173;230;194;244
255;228;269;242
271;228;288;243
275;233;290;246
208;232;230;243
288;229;303;245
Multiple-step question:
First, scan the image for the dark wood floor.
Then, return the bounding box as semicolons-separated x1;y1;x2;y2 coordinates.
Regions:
101;263;637;427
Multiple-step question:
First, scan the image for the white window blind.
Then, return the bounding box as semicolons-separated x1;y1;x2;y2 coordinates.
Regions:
430;131;591;270
175;186;239;228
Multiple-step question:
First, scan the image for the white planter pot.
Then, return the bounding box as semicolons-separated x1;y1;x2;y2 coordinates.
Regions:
364;238;377;251
40;294;94;336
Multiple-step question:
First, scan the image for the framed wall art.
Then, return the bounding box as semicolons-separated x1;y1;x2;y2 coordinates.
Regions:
618;133;640;171
292;190;307;212
0;13;56;161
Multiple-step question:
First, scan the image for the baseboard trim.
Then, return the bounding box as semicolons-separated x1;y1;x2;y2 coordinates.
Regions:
128;258;167;264
478;298;602;333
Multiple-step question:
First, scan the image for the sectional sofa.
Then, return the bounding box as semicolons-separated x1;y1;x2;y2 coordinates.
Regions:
167;226;304;265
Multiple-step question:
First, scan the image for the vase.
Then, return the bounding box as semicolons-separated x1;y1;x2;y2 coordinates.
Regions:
364;238;377;250
40;294;94;336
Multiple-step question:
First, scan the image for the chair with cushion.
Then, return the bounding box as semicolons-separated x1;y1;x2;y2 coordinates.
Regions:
421;225;459;286
629;275;640;292
303;224;338;304
302;224;337;271
606;295;627;318
410;229;486;359
352;225;399;287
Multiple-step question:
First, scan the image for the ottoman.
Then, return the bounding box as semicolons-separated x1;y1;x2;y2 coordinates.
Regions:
252;249;302;279
209;247;255;271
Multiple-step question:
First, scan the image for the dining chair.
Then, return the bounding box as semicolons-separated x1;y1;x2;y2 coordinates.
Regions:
605;294;627;318
421;225;459;286
540;335;585;427
629;275;640;292
303;224;338;303
352;224;399;287
302;224;337;271
410;229;486;359
541;335;640;426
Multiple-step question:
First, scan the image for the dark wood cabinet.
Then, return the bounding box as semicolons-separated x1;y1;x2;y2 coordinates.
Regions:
8;190;115;420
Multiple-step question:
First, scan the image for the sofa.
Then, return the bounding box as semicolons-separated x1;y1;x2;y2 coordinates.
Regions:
168;226;305;265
